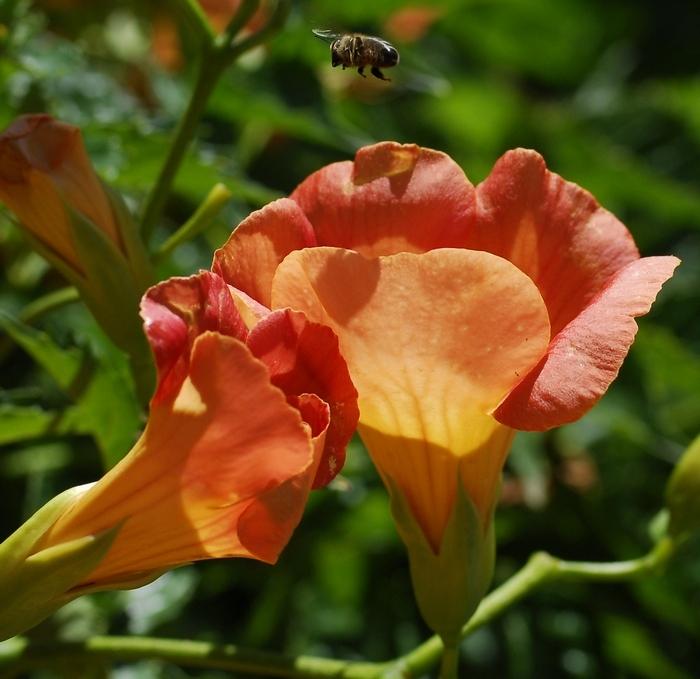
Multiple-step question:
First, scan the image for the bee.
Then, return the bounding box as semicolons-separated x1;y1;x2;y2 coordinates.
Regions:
312;29;399;81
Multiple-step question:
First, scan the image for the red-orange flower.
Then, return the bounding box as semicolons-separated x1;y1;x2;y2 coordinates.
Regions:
37;271;357;588
0;114;121;273
151;0;269;71
212;142;679;557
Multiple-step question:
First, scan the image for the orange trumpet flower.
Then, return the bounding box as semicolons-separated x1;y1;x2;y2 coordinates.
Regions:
0;271;357;639
211;142;679;636
43;270;357;583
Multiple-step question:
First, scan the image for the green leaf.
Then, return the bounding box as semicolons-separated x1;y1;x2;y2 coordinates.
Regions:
0;312;82;392
0;313;141;468
603;614;695;679
65;339;142;468
0;404;75;445
632;325;700;439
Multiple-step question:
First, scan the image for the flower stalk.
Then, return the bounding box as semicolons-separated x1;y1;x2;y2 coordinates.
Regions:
0;538;678;677
140;0;291;243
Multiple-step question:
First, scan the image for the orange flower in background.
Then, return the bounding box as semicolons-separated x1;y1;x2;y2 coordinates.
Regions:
384;6;444;43
38;271;358;587
212;142;679;556
152;0;269;71
0;115;121;273
198;0;268;34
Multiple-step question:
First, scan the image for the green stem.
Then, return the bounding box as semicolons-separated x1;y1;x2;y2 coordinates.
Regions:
224;0;291;59
438;641;459;679
139;51;225;244
174;0;216;42
18;287;80;324
140;0;291;245
396;537;677;676
0;539;678;678
0;287;80;361
0;636;387;679
154;182;232;262
217;0;260;48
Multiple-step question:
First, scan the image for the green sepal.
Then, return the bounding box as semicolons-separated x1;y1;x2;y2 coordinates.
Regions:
18;195;155;403
102;182;154;293
386;477;495;645
666;434;700;539
0;487;121;641
66;206;155;403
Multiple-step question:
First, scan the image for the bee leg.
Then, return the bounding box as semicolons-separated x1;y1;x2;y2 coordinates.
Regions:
357;66;366;78
371;66;390;81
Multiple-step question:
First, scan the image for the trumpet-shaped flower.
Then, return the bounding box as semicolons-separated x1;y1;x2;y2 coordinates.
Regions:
211;142;679;636
0;272;357;638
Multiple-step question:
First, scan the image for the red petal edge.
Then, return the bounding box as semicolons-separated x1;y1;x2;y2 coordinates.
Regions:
494;256;680;430
141;271;247;403
471;148;641;336
290;142;475;255
246;308;359;488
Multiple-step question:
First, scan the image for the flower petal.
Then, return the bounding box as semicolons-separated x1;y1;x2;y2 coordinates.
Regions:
0;165;81;272
213;198;317;307
44;331;317;582
0;115;120;254
247;308;359;487
290;142;475;257
470;148;641;335
141;271;248;403
494;256;680;430
271;247;551;546
238;392;330;561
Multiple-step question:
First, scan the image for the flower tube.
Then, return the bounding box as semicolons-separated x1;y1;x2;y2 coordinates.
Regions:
211;142;679;640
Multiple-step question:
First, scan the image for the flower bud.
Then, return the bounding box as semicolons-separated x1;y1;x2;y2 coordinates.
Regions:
666;435;700;539
0;115;154;398
0;486;122;641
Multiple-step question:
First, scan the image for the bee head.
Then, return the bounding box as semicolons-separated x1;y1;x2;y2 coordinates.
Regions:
378;45;399;67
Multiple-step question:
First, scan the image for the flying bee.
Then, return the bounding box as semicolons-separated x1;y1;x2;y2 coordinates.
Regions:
312;29;399;81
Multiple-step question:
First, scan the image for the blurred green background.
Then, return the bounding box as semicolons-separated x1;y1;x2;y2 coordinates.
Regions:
1;0;699;677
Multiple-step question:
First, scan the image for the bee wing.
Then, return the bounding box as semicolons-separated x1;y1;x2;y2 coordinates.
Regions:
368;36;397;51
312;29;341;43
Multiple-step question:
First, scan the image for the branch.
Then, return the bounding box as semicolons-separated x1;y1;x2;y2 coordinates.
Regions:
0;539;678;678
139;0;291;244
394;537;677;677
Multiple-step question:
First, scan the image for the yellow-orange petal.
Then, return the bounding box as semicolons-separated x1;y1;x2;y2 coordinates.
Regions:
213;198;317;308
43;332;317;584
271;247;551;548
